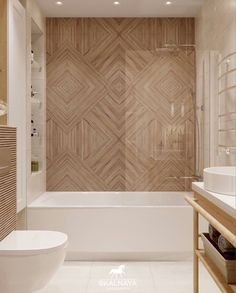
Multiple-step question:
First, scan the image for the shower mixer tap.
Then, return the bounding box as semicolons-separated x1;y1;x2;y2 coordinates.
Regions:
167;175;202;181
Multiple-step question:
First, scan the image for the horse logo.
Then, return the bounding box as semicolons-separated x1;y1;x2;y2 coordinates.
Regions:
109;265;127;279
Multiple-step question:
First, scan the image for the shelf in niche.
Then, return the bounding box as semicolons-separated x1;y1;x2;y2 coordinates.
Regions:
31;60;42;71
31;97;41;105
31;170;42;176
31;132;40;137
31;18;43;35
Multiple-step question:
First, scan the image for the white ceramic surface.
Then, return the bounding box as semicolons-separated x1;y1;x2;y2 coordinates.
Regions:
192;182;236;219
0;231;68;293
28;191;207;261
29;191;191;207
204;166;236;196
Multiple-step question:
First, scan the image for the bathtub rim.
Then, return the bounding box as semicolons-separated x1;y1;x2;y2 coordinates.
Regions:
28;191;193;209
28;205;192;209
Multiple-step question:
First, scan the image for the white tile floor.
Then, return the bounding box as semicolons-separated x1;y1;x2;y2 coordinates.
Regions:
37;261;221;293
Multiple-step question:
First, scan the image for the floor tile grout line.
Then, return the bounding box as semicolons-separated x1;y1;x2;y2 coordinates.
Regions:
85;261;94;293
149;262;159;293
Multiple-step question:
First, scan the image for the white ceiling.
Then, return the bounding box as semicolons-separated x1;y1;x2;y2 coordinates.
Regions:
36;0;204;17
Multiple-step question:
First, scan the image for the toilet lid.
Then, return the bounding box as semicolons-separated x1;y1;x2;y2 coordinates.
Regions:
0;231;68;256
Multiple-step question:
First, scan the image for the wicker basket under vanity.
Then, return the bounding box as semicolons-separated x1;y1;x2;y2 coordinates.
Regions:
201;233;236;284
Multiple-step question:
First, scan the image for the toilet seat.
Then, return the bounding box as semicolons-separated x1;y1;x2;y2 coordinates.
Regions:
0;230;68;256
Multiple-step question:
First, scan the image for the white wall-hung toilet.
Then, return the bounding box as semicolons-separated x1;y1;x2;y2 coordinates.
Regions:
0;230;68;293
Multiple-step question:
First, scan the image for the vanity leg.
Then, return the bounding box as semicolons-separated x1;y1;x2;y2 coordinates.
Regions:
193;209;199;293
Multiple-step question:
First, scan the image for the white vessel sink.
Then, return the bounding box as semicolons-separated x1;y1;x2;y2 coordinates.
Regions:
204;167;236;196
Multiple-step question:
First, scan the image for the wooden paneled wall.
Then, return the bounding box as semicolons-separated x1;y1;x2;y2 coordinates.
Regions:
46;18;195;191
0;0;7;125
0;127;16;240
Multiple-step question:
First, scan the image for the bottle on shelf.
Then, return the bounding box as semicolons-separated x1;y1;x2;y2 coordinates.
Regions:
31;128;39;137
31;85;38;98
31;156;40;172
31;50;34;64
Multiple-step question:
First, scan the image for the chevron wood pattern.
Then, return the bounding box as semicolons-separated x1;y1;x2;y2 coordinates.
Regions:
46;18;195;191
0;127;16;240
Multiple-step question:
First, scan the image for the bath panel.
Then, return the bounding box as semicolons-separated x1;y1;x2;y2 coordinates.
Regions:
27;191;201;261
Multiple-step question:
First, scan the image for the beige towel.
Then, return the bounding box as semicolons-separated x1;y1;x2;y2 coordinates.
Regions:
209;225;220;245
218;235;236;253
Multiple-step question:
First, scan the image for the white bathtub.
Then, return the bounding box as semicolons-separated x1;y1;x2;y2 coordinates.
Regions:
28;192;194;261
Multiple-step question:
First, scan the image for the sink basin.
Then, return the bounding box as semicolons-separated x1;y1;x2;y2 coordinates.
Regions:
204;167;236;196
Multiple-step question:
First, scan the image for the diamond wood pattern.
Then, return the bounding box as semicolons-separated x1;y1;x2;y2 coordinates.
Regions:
0;127;16;240
46;18;195;191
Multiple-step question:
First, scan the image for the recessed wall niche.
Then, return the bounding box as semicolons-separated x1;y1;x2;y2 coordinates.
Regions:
31;19;44;175
27;12;46;205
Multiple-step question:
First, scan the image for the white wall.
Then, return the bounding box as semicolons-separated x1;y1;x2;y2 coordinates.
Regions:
8;0;27;212
8;0;46;212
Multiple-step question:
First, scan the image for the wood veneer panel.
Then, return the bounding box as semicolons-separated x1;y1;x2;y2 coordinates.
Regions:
46;18;196;191
0;127;16;240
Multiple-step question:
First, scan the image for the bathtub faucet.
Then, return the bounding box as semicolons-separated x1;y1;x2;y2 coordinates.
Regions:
167;175;202;182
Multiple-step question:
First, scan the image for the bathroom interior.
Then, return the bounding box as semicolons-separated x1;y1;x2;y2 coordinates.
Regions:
0;0;236;292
